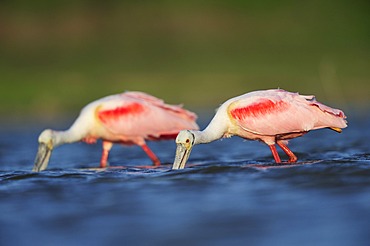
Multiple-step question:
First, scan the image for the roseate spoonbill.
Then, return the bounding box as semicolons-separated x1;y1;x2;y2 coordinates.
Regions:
172;89;347;169
33;91;199;172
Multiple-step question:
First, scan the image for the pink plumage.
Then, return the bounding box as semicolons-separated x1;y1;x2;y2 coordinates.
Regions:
33;91;198;171
227;89;347;162
229;89;346;138
95;92;197;142
172;89;347;169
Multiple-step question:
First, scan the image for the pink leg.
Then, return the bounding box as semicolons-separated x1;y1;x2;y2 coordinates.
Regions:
100;141;113;168
269;144;281;163
140;144;161;166
277;141;297;163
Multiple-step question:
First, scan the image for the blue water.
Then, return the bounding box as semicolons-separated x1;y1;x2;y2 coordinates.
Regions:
1;111;369;246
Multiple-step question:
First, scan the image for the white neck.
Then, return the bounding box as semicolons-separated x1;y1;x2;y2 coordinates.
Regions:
192;109;229;144
53;118;89;147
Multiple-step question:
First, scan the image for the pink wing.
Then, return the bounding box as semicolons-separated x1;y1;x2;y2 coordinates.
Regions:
96;92;198;142
228;89;347;136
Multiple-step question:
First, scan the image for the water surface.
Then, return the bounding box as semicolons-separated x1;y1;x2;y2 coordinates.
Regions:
1;112;369;246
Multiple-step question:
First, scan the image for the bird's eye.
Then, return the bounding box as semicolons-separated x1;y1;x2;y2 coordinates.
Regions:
186;139;190;143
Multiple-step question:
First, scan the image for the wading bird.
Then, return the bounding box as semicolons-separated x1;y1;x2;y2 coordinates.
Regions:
172;89;347;169
33;91;198;172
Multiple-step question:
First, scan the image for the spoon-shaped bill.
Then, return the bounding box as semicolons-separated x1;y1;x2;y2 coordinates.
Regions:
32;143;52;172
172;143;192;170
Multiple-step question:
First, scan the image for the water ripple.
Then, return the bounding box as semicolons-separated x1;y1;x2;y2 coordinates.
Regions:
0;121;369;246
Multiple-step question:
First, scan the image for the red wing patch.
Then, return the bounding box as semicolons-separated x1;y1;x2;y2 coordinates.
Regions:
98;102;145;124
230;99;288;120
147;133;179;141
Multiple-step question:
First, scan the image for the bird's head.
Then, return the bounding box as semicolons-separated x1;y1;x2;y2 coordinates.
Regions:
172;130;196;170
32;129;56;172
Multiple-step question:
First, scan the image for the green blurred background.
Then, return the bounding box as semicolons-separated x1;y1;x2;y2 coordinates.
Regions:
1;0;369;121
